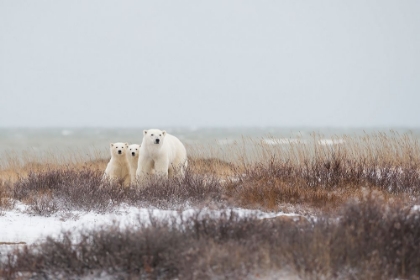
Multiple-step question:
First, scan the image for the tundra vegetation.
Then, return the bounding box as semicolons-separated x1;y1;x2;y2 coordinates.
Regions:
0;132;419;279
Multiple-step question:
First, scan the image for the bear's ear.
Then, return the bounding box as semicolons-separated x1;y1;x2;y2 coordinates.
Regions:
143;130;148;135
162;131;166;136
110;143;114;147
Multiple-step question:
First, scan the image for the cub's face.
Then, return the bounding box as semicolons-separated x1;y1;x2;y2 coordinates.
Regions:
128;144;140;157
110;142;128;157
143;129;166;146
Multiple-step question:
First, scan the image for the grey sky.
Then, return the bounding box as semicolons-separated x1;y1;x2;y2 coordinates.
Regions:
1;1;419;128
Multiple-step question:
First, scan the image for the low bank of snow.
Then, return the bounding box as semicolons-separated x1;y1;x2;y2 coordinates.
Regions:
0;202;302;258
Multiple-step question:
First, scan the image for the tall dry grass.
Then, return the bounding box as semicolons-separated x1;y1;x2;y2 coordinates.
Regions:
0;132;419;213
222;132;420;210
0;147;107;184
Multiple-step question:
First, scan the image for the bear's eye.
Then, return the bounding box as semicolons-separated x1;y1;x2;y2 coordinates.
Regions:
159;134;161;136
151;134;154;136
136;148;137;150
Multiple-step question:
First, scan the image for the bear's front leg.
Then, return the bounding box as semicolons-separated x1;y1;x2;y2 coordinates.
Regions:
154;158;169;179
136;159;154;186
122;171;131;187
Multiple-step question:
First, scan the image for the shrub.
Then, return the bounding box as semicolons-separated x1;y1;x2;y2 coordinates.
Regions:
11;167;223;214
2;199;419;279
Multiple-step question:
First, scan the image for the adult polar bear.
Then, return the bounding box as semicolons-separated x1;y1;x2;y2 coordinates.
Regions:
136;129;187;181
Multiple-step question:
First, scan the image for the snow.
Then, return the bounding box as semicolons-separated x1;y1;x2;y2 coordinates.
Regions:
411;205;420;213
0;201;301;258
318;139;345;145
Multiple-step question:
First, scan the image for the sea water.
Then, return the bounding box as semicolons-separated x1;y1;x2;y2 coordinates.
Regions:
0;127;418;166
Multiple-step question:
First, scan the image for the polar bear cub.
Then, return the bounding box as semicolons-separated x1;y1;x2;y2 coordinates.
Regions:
136;129;188;181
104;142;130;187
126;144;140;184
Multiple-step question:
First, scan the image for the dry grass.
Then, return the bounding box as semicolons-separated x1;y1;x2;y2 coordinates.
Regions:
219;132;420;211
188;157;235;177
1;197;419;279
0;185;13;213
0;132;419;213
0;148;108;184
7;167;223;215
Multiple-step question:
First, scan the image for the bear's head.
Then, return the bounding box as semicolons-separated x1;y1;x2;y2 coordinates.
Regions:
143;129;166;146
128;144;140;158
110;142;128;157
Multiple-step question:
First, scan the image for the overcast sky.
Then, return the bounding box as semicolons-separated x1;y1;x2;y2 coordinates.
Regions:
0;1;419;128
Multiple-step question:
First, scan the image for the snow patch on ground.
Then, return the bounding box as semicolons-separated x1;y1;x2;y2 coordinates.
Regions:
0;201;302;258
411;205;420;213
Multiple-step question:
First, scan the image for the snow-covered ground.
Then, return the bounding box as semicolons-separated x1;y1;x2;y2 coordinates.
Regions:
3;200;418;265
0;201;302;259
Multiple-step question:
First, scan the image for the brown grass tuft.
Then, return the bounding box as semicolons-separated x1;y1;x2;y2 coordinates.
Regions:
188;157;235;177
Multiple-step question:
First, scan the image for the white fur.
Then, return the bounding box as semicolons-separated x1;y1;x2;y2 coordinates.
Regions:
126;144;140;184
136;129;188;182
104;142;130;187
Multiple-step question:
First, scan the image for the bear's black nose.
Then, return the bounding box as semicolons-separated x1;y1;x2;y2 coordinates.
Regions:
132;152;135;156
118;150;122;154
155;139;160;144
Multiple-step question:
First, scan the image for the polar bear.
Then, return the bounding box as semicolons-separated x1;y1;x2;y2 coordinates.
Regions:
126;144;140;184
103;142;130;187
136;129;188;181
